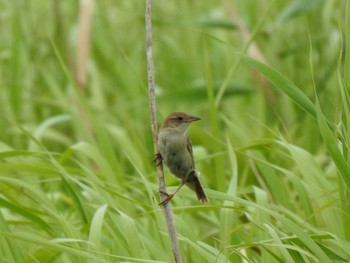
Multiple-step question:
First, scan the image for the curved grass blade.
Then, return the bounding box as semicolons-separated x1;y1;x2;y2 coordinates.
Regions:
239;53;317;118
315;99;350;190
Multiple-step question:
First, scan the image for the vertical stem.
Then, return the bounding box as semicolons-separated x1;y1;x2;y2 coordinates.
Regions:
145;0;182;262
76;0;94;90
74;0;94;135
344;0;350;87
203;42;225;192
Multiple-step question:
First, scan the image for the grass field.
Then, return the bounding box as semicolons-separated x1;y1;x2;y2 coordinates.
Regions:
0;0;350;262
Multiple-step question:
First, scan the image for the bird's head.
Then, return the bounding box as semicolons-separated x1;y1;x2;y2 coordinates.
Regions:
161;112;201;133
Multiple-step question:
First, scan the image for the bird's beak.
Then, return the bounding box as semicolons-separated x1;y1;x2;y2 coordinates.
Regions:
189;116;201;122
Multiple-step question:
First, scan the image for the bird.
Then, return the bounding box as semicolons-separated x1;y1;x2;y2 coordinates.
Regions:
157;112;208;205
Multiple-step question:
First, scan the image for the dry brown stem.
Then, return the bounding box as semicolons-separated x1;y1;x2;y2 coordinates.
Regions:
145;0;182;262
76;0;94;90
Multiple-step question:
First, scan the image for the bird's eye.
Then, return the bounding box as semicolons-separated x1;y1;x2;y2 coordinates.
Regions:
177;116;183;121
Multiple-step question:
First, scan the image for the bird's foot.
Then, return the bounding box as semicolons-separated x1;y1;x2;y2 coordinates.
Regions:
153;153;163;166
159;191;174;205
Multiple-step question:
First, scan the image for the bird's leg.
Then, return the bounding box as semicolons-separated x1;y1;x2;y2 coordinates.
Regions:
153;152;163;166
159;181;186;205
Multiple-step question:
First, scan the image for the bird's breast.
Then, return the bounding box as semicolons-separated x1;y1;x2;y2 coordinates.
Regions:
158;130;192;179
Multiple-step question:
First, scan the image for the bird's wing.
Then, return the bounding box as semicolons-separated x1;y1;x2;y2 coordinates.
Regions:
186;136;195;169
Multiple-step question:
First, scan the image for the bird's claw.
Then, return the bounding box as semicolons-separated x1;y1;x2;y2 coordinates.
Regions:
159;191;174;205
153;153;163;166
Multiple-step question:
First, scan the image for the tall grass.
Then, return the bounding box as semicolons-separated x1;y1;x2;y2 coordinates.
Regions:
0;0;349;262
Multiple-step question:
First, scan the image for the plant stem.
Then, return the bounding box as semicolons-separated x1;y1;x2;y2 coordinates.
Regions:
145;0;182;262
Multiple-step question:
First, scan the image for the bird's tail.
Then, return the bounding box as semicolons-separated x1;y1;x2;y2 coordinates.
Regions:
186;171;208;203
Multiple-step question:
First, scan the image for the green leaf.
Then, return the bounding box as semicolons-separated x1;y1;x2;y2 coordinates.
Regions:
279;0;326;21
315;99;350;190
239;53;317;118
0;197;54;235
88;204;108;249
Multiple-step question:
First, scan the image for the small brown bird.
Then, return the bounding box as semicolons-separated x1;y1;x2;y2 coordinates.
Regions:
157;112;208;205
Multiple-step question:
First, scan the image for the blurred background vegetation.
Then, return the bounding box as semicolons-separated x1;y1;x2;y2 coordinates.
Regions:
0;0;349;262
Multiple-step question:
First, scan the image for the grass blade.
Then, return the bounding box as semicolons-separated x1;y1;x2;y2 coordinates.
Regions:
315;99;350;191
239;53;316;118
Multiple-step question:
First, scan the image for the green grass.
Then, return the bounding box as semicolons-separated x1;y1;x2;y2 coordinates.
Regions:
0;0;349;262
